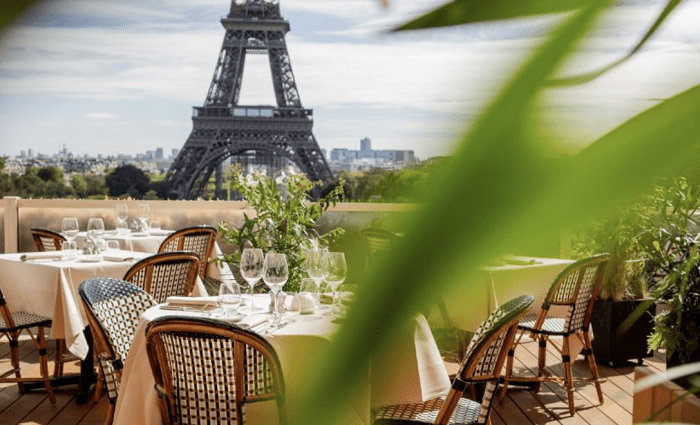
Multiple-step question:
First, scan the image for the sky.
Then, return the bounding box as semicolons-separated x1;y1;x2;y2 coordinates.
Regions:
0;0;699;161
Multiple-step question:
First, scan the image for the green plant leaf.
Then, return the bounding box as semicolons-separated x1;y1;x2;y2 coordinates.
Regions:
549;0;684;86
395;0;593;31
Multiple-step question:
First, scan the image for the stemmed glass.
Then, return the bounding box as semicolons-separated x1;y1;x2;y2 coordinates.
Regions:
115;204;128;234
240;248;264;311
217;280;243;320
306;247;329;306
325;252;347;316
263;252;288;329
136;203;150;230
61;217;79;247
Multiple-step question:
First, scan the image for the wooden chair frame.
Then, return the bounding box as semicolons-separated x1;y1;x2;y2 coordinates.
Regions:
31;228;66;252
499;254;610;416
158;226;217;282
146;316;287;425
79;277;156;425
123;252;200;303
0;285;56;403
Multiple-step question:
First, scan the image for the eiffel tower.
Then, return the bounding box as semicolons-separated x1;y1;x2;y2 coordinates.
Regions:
164;0;333;200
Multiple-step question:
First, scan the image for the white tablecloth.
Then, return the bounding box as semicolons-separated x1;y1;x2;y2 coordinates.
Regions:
113;295;451;425
0;250;213;360
76;230;172;254
440;257;575;331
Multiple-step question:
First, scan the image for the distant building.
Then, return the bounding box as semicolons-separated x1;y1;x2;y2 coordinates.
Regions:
329;137;415;172
155;148;164;159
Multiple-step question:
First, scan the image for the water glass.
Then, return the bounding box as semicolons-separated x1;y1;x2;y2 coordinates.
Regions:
115;203;128;221
61;241;78;260
87;218;105;240
218;281;243;319
136;203;150;229
116;219;130;235
325;252;347;316
106;240;120;252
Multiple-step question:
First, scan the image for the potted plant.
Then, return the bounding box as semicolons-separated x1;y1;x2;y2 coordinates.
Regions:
639;177;700;389
216;165;345;292
573;202;656;366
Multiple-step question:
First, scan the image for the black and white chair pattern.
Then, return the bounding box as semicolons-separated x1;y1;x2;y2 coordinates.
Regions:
0;284;57;403
123;252;200;303
79;277;156;425
158;225;217;283
499;254;609;416
145;316;287;425
372;294;534;425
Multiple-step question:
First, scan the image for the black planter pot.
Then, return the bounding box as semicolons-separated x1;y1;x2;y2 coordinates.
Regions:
590;298;656;366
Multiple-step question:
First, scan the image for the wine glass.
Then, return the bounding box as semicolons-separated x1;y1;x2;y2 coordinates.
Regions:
263;252;288;329
87;218;105;240
61;217;79;244
136;203;150;230
240;248;264;311
218;280;243;320
325;252;347;316
306;247;329;307
115;203;128;234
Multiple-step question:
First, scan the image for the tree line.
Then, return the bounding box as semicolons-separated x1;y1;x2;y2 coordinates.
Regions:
1;156;446;202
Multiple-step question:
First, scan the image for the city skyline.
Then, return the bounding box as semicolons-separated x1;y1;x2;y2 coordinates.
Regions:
1;0;699;160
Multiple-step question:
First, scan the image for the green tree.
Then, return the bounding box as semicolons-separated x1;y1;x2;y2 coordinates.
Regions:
37;166;63;183
70;174;88;198
105;165;150;199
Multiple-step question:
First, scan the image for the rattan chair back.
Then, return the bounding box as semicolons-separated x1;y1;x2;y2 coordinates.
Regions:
31;228;66;252
123;252;200;303
158;226;217;282
361;227;400;269
374;294;533;425
539;253;609;334
79;277;156;413
145;316;287;425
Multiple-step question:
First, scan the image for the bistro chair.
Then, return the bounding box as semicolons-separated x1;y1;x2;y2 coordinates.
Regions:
145;316;287;425
499;254;609;416
361;227;401;270
79;277;156;425
123;252;200;303
158;225;217;283
373;294;534;425
31;228;66;252
0;284;57;403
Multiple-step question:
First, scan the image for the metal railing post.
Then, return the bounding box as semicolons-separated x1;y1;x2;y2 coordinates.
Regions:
3;196;20;253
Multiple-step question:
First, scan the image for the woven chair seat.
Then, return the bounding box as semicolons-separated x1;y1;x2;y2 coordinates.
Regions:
0;311;52;332
374;396;482;424
518;314;567;336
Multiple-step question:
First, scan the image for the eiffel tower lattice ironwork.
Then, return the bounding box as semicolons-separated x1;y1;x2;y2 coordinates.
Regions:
164;0;333;200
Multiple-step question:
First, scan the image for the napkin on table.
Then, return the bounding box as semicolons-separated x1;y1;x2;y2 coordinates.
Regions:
164;296;218;309
103;252;136;262
20;252;63;261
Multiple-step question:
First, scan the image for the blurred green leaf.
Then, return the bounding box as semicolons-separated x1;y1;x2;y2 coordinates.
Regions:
395;0;593;31
0;0;37;33
549;0;684;86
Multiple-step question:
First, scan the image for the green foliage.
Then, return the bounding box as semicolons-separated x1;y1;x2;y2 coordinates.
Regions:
37;166;63;183
105;165;151;199
217;166;345;292
638;177;700;363
572;202;646;300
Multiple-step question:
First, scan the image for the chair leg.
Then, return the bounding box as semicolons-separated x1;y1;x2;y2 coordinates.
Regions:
583;330;604;405
9;331;26;393
105;402;115;425
499;342;516;403
54;339;64;377
37;326;57;404
562;336;575;416
535;336;548;393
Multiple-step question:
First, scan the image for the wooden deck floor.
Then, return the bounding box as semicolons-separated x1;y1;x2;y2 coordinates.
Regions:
0;334;664;425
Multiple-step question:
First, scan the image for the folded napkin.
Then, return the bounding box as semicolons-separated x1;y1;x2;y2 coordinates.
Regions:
290;293;315;313
149;229;172;236
238;314;269;330
164;296;218;310
103;252;136;262
20;252;63;261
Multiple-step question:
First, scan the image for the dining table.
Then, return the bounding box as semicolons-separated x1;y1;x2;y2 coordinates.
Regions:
113;295;451;425
75;228;176;253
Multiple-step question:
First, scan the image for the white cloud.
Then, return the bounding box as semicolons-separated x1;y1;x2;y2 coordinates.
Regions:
84;112;120;120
